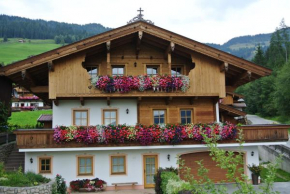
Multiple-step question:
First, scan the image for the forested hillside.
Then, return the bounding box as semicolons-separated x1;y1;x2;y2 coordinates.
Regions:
236;19;290;123
0;15;111;43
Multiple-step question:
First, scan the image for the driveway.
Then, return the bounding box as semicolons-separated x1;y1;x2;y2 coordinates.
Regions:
247;114;277;124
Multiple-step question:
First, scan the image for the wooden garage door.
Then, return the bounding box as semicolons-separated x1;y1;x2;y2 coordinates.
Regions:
180;152;244;183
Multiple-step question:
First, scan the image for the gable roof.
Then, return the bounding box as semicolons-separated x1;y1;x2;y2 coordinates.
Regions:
0;21;271;76
0;21;272;102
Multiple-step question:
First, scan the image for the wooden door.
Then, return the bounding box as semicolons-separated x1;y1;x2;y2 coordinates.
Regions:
143;155;158;188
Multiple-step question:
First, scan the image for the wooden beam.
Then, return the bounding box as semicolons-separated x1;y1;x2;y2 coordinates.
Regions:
165;97;173;105
30;86;48;93
47;61;54;72
107;97;110;106
106;41;111;53
137;96;142;105
232;71;252;86
136;31;143;59
164;42;175;59
190;97;194;105
220;62;229;72
21;70;36;86
80;97;84;106
53;100;59;106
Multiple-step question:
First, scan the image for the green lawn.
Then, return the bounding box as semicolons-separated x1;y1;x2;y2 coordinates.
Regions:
0;38;61;65
260;166;290;182
8;110;52;127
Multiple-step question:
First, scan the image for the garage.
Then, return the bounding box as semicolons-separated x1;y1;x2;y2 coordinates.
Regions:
180;151;245;183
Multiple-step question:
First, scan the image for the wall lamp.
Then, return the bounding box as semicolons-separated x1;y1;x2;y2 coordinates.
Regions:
251;151;254;156
30;158;33;163
167;154;170;161
126;109;129;114
134;62;137;67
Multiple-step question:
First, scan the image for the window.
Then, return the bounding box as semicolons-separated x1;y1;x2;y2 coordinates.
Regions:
153;110;166;125
78;156;93;176
73;110;88;126
180;109;192;124
103;110;117;125
112;66;124;76
111;156;126;174
86;66;98;79
171;66;182;76
146;66;159;75
39;157;51;173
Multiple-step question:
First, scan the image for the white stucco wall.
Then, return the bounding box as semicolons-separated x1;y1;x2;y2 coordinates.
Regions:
24;146;259;187
52;99;137;126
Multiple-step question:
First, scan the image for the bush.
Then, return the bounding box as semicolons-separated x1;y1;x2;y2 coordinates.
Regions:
154;167;178;194
0;167;50;187
55;174;67;194
166;179;192;194
160;171;179;194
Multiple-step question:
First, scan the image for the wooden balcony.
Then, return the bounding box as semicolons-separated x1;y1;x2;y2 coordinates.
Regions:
14;125;289;149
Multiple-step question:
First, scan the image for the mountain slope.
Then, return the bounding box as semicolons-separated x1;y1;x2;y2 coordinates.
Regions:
0;14;112;40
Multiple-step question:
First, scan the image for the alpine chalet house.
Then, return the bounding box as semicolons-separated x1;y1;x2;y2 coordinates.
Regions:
0;11;289;189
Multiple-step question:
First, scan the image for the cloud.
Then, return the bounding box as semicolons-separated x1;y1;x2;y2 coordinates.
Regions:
0;0;289;44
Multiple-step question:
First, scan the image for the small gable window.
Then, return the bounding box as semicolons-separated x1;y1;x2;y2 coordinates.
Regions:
86;66;98;79
112;66;124;76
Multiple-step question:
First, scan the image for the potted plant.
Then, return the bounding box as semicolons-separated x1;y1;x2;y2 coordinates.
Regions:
247;163;263;185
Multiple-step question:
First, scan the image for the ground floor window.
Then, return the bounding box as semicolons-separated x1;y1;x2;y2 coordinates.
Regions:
39;157;52;173
77;156;93;176
111;155;126;175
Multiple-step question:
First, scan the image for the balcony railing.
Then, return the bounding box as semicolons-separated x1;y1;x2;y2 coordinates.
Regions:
14;124;289;149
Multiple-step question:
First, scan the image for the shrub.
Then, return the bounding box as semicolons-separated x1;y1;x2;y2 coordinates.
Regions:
55;174;67;194
154;167;178;194
166;179;192;194
160;171;179;194
0;167;50;187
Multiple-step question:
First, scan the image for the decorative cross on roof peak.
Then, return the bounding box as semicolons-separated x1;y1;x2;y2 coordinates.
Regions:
127;8;154;25
137;8;144;15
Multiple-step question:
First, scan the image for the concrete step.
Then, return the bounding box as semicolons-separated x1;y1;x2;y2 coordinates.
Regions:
4;146;25;172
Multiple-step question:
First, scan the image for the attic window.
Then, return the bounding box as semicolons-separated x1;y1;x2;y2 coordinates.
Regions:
112;66;125;76
86;66;98;79
171;66;182;76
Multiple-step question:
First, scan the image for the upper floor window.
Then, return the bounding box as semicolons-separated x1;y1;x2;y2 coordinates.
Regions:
180;109;192;124
112;66;124;76
147;66;159;75
171;66;182;76
86;66;98;79
103;109;117;125
73;110;88;126
153;110;166;125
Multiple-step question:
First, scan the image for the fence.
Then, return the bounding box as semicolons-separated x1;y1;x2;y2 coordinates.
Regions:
0;132;16;145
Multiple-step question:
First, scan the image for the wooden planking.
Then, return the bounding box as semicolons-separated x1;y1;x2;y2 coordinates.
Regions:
221;95;234;105
49;43;225;99
14;125;289;149
138;98;215;125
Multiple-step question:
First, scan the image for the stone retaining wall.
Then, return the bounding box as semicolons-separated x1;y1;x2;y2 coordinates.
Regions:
0;142;15;163
0;181;54;194
259;145;290;173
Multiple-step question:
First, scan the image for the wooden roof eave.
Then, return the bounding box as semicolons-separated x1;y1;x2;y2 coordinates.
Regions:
219;103;247;117
1;21;272;79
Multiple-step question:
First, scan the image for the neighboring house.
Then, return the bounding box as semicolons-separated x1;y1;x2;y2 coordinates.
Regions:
11;87;49;111
0;14;289;190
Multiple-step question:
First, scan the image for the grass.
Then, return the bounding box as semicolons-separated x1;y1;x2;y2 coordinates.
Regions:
0;38;61;65
260;167;290;182
8;110;52;127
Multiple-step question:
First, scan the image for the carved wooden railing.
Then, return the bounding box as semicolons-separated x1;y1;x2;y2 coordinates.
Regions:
14;125;289;149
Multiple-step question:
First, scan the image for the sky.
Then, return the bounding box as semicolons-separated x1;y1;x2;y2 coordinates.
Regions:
0;0;289;44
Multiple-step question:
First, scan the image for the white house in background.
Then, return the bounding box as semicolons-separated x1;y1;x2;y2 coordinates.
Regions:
1;12;289;190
